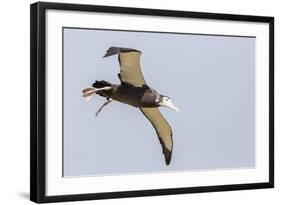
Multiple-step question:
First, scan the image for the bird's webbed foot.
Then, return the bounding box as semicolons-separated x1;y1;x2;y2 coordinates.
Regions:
95;98;113;117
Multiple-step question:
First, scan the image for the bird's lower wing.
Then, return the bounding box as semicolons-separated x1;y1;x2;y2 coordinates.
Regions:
140;108;173;165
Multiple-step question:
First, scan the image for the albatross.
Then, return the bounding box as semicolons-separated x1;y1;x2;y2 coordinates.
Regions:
82;47;179;165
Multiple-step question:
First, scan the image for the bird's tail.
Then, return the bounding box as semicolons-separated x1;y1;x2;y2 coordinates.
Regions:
82;81;112;101
92;80;112;88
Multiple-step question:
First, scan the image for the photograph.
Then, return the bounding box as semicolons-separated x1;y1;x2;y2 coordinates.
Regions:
63;28;256;176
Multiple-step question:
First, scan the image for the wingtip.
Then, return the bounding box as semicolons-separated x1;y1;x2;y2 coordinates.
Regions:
158;136;172;165
163;147;172;166
103;47;119;58
103;47;141;58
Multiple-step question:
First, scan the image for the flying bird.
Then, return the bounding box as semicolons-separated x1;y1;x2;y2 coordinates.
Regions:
82;47;179;165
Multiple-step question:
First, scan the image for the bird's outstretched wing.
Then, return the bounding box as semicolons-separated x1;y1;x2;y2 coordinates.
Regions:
103;47;146;87
140;108;173;165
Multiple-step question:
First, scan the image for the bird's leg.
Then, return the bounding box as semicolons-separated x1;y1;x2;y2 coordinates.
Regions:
82;86;112;101
95;98;113;117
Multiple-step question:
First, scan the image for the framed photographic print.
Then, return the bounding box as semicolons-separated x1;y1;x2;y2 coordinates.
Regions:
30;2;274;203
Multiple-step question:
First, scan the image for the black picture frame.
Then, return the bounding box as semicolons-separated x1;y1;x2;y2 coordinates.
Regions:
30;1;274;203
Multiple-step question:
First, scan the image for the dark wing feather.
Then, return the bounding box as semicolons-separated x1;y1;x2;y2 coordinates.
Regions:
140;108;173;165
103;47;146;87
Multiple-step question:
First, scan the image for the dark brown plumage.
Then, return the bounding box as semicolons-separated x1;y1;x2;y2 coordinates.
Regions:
93;81;160;108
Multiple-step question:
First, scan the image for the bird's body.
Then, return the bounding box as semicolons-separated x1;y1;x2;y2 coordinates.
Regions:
82;47;179;165
93;81;160;108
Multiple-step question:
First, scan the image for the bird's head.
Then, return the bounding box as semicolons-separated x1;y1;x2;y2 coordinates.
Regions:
158;95;179;112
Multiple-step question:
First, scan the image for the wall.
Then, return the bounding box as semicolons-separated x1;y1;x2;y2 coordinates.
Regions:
0;0;279;204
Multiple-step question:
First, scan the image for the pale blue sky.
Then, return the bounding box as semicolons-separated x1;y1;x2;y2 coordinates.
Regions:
63;28;255;177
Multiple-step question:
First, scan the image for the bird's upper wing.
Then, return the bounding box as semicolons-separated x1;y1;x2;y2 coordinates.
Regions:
103;47;146;87
140;108;173;165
